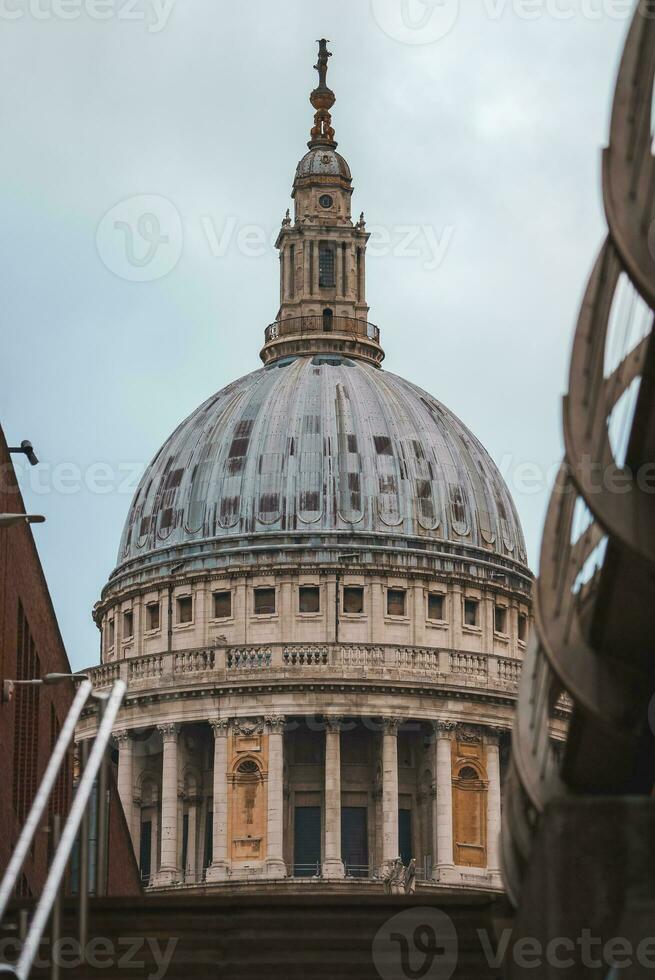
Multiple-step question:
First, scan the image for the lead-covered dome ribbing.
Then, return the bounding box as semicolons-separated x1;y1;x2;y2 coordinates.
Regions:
116;355;527;572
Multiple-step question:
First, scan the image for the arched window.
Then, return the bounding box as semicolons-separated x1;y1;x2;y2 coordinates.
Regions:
236;758;260;775
322;308;333;332
459;766;478;780
453;761;487;869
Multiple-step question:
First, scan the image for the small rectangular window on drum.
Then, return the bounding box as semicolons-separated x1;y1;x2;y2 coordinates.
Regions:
254;587;276;616
299;586;320;614
213;591;232;619
518;613;528;643
464;599;479;628
123;610;134;638
387;589;406;617
427;593;444;621
146;602;160;632
494;606;508;634
343;586;364;615
177;595;193;625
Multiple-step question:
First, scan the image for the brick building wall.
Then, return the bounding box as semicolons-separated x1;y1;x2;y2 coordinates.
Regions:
0;425;74;896
0;424;140;898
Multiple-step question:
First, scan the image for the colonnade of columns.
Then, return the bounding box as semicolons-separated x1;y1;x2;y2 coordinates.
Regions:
114;718;504;886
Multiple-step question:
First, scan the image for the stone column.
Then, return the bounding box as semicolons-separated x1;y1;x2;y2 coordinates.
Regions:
115;730;136;850
433;721;456;882
349;243;357;302
381;718;401;869
486;730;502;875
156;723;180;885
265;716;287;878
206;719;230;882
323;717;344;878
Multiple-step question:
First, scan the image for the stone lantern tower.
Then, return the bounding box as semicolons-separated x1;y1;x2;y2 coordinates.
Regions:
261;39;381;367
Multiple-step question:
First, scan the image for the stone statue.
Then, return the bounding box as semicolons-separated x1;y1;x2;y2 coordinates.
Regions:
405;857;417;895
381;857;418;895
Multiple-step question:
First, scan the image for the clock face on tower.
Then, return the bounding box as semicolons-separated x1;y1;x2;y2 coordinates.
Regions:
319;194;333;209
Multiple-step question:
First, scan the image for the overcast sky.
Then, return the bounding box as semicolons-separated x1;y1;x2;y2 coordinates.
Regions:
1;0;630;669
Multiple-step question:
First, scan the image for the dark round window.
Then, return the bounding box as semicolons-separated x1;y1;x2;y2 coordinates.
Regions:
459;766;478;781
237;759;259;775
319;194;333;209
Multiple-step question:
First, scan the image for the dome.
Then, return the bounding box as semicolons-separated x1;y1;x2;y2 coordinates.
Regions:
295;147;351;181
117;355;527;571
89;42;533;905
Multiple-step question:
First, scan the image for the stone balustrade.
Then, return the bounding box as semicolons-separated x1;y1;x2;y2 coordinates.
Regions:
83;643;523;695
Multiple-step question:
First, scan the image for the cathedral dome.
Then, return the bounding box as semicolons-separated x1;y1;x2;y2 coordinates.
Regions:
88;41;533;901
116;355;527;572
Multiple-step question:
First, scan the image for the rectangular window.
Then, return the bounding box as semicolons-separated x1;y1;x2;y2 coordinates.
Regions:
343;586;364;615
140;820;152;884
146;602;160;632
464;599;479;628
299;586;320;614
254;587;276;616
107;618;115;647
341;807;368;878
213;591;232;619
518;613;528;643
387;589;406;617
319;242;336;287
294;806;321;877
177;596;193;624
123;610;134;638
427;593;445;621
289;244;295;299
494;605;508;634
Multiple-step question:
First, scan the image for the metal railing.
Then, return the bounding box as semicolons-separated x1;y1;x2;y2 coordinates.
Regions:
290;863;322;878
0;680;126;979
264;315;381;346
344;864;369;879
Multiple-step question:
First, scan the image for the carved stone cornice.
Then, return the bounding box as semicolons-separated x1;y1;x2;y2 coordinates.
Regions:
157;723;180;743
325;715;345;733
114;729;131;746
433;721;457;739
209;718;230;738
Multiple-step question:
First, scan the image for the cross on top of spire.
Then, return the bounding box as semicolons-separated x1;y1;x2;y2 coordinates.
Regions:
309;38;337;149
